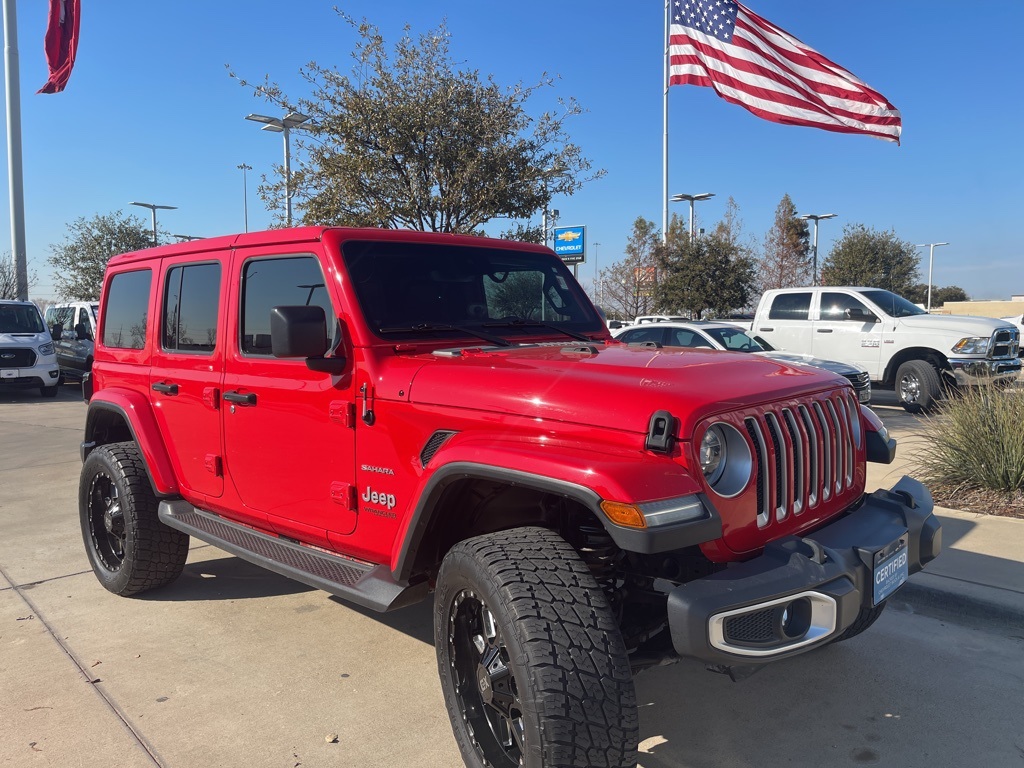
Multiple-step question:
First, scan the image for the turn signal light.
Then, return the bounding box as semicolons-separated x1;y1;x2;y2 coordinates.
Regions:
599;501;647;529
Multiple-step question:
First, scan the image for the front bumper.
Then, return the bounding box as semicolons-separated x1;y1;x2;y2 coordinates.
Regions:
0;363;59;389
666;476;940;667
947;356;1021;385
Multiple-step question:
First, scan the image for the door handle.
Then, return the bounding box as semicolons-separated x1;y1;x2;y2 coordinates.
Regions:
152;382;179;395
223;391;257;406
758;327;774;332
816;329;834;333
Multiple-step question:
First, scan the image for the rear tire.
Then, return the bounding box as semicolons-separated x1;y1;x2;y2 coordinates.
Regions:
896;360;942;413
79;442;189;596
435;526;638;768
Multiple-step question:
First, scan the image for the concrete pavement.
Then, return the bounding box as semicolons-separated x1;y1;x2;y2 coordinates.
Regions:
1;385;1022;767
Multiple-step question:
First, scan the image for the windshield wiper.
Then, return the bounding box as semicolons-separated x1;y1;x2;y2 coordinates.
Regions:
378;322;512;347
484;318;593;342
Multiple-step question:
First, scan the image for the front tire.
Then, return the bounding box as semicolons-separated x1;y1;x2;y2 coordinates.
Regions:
896;360;942;413
40;384;59;398
435;527;638;768
79;442;189;596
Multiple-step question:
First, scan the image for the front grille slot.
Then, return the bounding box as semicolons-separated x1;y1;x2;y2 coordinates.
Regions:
991;328;1019;359
742;393;857;531
0;348;36;368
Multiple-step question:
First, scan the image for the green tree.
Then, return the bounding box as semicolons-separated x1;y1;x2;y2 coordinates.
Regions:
47;211;153;300
597;217;660;320
655;216;756;319
231;14;601;232
758;194;810;291
905;283;969;306
819;224;919;297
497;223;544;244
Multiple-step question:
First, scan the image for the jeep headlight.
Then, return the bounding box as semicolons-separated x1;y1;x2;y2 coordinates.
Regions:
700;423;752;497
700;427;725;483
37;342;54;356
952;336;990;355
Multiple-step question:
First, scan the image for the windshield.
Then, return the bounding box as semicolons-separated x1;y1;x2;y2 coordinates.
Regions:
0;303;45;334
342;241;604;342
860;289;927;318
704;326;770;352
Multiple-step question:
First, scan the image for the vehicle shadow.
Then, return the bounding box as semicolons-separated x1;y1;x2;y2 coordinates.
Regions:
141;552;316;601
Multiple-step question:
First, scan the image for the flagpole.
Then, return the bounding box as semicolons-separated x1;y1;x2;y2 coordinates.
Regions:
2;0;27;300
662;0;669;244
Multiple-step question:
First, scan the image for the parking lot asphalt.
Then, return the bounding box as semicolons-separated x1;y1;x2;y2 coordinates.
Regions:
2;384;1022;767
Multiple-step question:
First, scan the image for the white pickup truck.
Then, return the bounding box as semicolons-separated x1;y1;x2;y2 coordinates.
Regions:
742;287;1021;412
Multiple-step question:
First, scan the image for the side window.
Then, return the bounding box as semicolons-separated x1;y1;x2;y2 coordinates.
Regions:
240;255;336;356
819;292;870;321
768;292;812;321
620;327;665;345
102;270;152;350
76;307;94;341
163;263;221;353
668;329;708;348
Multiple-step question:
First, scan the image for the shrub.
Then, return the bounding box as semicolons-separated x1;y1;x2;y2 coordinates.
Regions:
917;382;1024;494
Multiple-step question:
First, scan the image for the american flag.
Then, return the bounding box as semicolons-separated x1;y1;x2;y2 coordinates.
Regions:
669;0;902;143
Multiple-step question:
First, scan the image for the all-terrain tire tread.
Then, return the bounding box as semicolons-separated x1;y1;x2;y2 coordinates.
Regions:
440;526;638;768
82;442;189;596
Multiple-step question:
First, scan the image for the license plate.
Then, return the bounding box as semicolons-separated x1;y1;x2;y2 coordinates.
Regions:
0;369;17;379
872;535;909;605
858;388;871;404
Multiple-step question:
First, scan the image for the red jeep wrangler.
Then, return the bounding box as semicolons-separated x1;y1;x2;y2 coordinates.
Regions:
80;227;941;768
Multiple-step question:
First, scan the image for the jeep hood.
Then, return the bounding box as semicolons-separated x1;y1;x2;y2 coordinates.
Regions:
404;343;845;436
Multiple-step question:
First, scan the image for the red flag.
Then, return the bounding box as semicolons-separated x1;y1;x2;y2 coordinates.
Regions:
38;0;81;94
669;1;901;143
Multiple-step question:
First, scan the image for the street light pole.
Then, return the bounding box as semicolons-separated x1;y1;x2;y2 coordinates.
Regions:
799;213;837;286
245;112;311;227
915;242;949;312
129;201;177;247
593;241;602;306
670;193;715;243
237;163;252;232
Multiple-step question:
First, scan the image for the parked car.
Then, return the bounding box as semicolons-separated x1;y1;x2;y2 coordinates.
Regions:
0;300;60;397
1002;314;1024;345
739;287;1020;412
44;301;98;382
613;320;872;403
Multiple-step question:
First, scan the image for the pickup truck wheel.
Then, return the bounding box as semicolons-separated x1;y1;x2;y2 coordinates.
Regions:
79;442;189;596
435;526;638;768
896;360;941;413
830;601;887;644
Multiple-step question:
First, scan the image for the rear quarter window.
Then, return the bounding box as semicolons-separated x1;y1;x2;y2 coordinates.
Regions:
102;270;152;350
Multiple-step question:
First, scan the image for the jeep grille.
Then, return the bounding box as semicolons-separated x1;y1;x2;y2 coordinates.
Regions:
745;391;859;528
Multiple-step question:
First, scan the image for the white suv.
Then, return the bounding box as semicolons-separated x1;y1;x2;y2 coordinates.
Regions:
0;300;60;397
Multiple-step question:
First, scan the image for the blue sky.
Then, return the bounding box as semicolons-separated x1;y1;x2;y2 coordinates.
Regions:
4;1;1023;301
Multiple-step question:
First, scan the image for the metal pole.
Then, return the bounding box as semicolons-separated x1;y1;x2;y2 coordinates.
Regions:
662;0;670;244
688;200;695;244
811;219;819;286
282;125;292;227
3;0;27;300
238;163;251;233
150;209;158;246
927;244;934;312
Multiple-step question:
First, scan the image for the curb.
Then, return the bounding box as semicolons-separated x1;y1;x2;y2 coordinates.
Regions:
892;576;1024;633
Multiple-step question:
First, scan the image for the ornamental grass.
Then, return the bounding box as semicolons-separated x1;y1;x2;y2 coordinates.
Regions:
917;381;1024;500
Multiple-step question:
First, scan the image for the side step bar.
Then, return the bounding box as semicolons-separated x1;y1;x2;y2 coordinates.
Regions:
158;500;428;612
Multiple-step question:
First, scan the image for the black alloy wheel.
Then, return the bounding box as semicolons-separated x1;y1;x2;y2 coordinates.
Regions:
86;470;126;572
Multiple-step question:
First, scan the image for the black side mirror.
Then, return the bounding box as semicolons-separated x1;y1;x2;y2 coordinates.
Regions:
270;305;346;374
50;323;63;341
845;307;878;323
74;322;89;341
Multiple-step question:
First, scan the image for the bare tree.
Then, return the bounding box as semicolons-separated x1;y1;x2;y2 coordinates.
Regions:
758;194;810;291
597;217;660;320
0;255;37;300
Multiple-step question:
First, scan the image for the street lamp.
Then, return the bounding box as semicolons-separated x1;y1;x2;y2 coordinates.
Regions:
237;163;252;233
593;241;602;306
670;193;715;243
915;242;949;312
172;234;203;242
130;201;177;247
799;213;837;286
245;111;311;227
